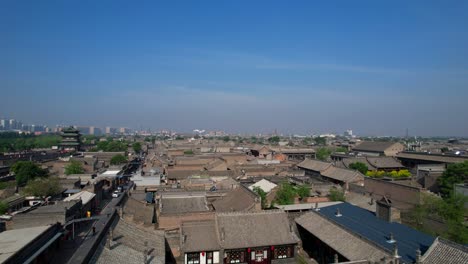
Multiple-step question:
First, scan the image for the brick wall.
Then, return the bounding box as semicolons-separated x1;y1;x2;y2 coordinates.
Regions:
365;177;422;211
158;212;215;230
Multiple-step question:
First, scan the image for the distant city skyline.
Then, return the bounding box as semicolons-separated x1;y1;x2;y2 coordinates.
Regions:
1;115;466;138
2;1;468;137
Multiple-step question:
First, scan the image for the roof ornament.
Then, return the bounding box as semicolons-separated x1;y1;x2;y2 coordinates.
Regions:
335;208;342;217
314;202;320;211
392;242;401;260
333;253;339;263
386;232;396;243
415;248;421;264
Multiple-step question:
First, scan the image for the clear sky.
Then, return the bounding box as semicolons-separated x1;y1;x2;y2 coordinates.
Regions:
1;1;468;136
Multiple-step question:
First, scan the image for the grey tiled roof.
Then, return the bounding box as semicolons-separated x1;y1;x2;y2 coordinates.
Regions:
181;220;220;252
161;194;209;214
352;141;401;153
90;218;165;264
366;157;405;169
396;152;468;164
320;166;364;183
297;159;332;172
212;186;258;212
217;210;299;249
421;237;468;264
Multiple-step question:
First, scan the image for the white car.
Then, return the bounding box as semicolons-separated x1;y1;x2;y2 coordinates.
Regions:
112;191;120;198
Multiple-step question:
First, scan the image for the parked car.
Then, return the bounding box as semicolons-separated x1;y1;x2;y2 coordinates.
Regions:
112;190;120;198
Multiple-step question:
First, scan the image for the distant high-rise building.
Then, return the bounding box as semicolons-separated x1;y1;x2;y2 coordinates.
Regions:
77;126;91;135
0;119;6;130
105;127;117;135
22;124;30;131
344;129;353;137
119;127;131;134
9;119;17;130
94;127;102;136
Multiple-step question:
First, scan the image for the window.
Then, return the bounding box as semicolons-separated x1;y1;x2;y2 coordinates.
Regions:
226;250;245;263
187;252;200;264
273;246;294;259
207;252;213;264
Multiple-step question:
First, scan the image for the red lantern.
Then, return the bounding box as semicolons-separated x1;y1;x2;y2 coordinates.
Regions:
271;246;275;251
202;252;205;256
247;248;251;253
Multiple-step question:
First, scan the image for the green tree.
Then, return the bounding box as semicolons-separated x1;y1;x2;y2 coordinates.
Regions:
11;161;48;186
0;181;16;190
252;186;267;209
349;162;368;175
184;150;194;155
437;161;468;197
316;148;332;161
275;182;296;205
64;160;84;175
314;137;327;145
268;136;280;144
335;147;348;153
366;170;385;178
302;137;312;146
408;193;468;244
132;142;142;153
296;185;310;201
329;187;345;201
23;177;62;197
0;201;8;215
222;136;230;142
0;133;61;152
110;154;127;165
95;139;128;152
396;169;411;178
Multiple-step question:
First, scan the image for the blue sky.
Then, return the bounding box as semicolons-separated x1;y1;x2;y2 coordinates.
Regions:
1;1;468;136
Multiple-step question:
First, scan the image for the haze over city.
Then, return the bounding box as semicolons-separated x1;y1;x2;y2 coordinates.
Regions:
2;1;468;136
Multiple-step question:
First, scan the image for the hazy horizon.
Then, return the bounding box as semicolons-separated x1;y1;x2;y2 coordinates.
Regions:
2;1;468;137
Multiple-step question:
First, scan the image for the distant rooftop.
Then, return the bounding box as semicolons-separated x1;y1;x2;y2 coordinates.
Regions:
161;193;209;214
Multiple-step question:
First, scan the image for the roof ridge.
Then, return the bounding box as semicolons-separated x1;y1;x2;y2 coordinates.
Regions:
216;209;284;217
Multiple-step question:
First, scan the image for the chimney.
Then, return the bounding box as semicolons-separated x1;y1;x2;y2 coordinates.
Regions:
386;232;396;244
392;242;400;262
415;248;421;264
334;254;339;263
335;208;342;217
314;202;320;211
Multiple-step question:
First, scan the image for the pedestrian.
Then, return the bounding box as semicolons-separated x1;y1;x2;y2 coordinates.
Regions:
92;226;96;235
